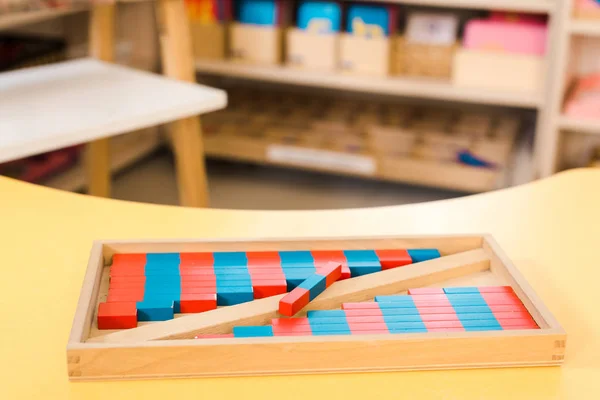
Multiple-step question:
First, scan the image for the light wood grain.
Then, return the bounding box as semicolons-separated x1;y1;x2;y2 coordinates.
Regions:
89;248;490;343
0;59;226;164
570;20;600;37
559;116;600;135
156;0;210;207
87;3;116;198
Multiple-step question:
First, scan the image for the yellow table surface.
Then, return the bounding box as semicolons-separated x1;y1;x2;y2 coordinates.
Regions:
2;169;599;399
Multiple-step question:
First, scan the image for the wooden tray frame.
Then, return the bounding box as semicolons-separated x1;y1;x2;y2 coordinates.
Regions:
67;235;566;381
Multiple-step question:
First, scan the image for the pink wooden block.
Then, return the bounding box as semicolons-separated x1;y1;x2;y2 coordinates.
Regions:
463;19;548;56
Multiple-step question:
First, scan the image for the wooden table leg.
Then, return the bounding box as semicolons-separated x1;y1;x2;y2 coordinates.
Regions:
86;3;115;197
156;0;210;207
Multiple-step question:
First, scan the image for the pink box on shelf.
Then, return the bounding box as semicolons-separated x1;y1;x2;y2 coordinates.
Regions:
463;19;548;56
564;73;600;120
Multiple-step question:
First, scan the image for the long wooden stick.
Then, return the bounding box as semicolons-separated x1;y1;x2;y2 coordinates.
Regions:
89;249;490;343
86;3;115;197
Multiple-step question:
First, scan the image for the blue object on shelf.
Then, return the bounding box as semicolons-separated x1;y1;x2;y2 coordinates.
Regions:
237;0;278;26
297;1;341;33
346;4;390;37
457;150;496;168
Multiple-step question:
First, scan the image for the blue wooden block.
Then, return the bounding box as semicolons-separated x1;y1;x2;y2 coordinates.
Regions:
346;4;390;36
144;267;180;276
298;274;326;300
285;279;304;291
465;326;503;332
307;310;346;318
388;328;428;334
215;274;252;281
143;293;181;313
452;305;493;314
407;249;441;263
343;249;379;264
312;330;352;336
297;1;341;33
461;320;502;329
309;323;351;333
137;299;174;321
375;295;416;303
213;252;247;267
446;293;488;307
217;287;254;305
378;307;421;315
453;313;498;321
350;264;381;277
386;321;427;330
238;0;277;26
443;287;480;294
382;315;424;323
233;325;274;338
279;251;315;268
146;253;180;266
306;317;349;325
213;268;251;275
216;280;253;289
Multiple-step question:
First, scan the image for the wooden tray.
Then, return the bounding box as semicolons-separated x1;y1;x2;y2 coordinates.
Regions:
67;235;566;381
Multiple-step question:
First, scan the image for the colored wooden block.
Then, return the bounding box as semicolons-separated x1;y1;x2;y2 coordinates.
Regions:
108;279;145;289
424;320;464;329
112;253;146;266
443;287;480;294
233;325;275;338
381;314;424;323
452;313;497;321
343;308;383;317
487;304;528;313
213;252;247;267
271;317;311;326
309;323;351;333
461;319;502;329
144;266;180;276
407;288;444;295
279;287;310;316
312;330;352;336
307;310;346;318
342;302;381;310
496;318;538;329
343;249;380;265
179;294;217;313
179;266;215;276
97;302;138;330
246;251;281;266
407;249;441;263
311;250;351;280
146;253;180;266
389;328;428;334
446;305;493;314
378;306;421;315
107;292;145;303
348;322;389;332
375;295;415;304
136;299;174;321
419;313;461;322
316;262;342;287
180;286;216;294
252;280;287;299
427;328;466;332
108;287;145;298
216;287;254;306
298;274;327;300
215;274;252;282
478;286;514;293
109;264;145;277
180;275;217;283
279;251;315;268
465;326;503;332
307;317;349;325
110;275;146;284
179;252;213;266
480;292;522;306
386;321;427;331
375;249;412;270
490;310;532;320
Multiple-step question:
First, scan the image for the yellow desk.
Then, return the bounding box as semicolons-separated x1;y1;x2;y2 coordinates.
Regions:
2;170;599;399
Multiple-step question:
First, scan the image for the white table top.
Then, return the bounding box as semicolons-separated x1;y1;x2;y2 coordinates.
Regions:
0;58;227;163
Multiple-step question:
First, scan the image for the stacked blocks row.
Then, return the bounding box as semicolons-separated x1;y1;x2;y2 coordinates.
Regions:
279;262;342;316
97;248;441;329
218;286;538;338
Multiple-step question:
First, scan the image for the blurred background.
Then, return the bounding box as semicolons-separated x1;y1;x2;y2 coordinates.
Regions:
1;0;599;209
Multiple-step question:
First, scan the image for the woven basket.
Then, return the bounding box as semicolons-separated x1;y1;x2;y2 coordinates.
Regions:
393;36;457;79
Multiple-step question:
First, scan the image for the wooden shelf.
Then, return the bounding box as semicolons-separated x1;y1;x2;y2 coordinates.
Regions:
559;116;600;135
196;60;543;109
0;58;226;164
44;131;162;192
373;0;555;13
204;135;504;193
0;7;85;30
570;20;600;37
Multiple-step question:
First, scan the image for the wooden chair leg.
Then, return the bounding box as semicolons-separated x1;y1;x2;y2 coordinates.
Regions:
86;3;115;197
156;0;210;207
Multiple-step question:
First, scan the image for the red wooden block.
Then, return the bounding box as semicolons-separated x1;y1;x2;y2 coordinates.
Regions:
344;315;386;323
272;330;311;336
179;266;215;276
248;270;286;279
409;294;449;301
481;292;523;306
341;302;380;309
343;308;383;317
97;302;138;329
487;304;528;313
279;288;310;316
179;293;217;313
109;264;145;277
253;280;288;299
179;252;213;266
311;250;351;280
413;298;452;307
180;286;217;294
419;313;460;322
407;288;444;295
180;275;217;284
317;262;342;287
194;333;234;339
110;275;146;284
112;253;146;267
272;318;312;334
108;287;144;297
107;293;144;303
108;279;145;289
490;310;532;320
478;286;514;293
352;330;390;335
272;317;310;326
349;322;389;332
375;249;412;270
427;328;466;332
247;251;281;266
497;318;538;329
424;320;464;329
